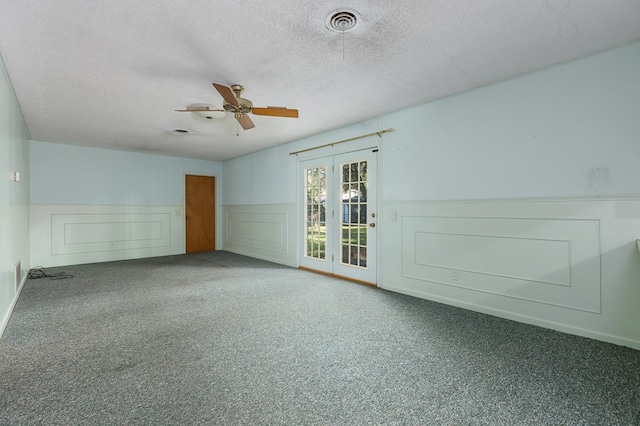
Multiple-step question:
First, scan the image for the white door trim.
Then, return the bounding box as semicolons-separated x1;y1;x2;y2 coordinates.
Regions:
297;148;379;285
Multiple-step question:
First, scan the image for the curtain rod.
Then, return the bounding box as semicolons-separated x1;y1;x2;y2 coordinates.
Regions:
289;128;393;156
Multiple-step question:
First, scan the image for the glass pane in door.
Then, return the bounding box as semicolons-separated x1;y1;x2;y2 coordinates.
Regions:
340;159;367;268
304;166;327;260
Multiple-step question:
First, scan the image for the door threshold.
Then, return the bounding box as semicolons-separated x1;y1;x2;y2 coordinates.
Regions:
298;266;377;287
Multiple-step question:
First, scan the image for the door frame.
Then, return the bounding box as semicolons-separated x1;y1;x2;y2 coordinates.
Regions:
296;140;381;286
184;172;220;253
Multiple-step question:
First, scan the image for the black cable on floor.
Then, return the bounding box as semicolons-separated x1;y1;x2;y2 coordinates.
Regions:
27;266;74;280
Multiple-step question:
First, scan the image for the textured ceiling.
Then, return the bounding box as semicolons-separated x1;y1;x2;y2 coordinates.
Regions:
1;0;640;161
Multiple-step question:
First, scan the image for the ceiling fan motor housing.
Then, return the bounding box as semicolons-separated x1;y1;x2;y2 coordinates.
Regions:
223;85;253;114
223;97;253;114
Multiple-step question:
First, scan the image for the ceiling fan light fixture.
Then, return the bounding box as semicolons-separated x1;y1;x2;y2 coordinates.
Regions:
326;9;360;33
194;109;225;120
177;105;226;120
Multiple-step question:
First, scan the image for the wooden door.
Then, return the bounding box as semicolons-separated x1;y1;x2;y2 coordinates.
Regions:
185;175;215;253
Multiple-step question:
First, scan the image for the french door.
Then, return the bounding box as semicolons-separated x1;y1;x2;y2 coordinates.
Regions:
299;149;377;284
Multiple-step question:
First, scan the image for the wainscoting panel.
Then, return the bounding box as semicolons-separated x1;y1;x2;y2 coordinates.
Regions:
382;197;640;350
221;204;296;267
51;212;171;255
402;216;600;312
31;204;184;267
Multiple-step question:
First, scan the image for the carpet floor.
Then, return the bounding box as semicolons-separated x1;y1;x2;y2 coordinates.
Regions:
1;251;639;425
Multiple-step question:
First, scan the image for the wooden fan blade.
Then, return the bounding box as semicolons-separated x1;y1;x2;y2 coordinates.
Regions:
251;107;299;118
237;114;255;130
213;83;239;107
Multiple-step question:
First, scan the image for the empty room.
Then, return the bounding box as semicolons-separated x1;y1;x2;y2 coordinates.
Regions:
1;1;640;424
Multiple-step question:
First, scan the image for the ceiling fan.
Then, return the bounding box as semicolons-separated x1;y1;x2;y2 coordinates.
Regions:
176;83;298;130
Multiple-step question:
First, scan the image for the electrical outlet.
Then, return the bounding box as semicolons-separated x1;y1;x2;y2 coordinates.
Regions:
451;270;459;281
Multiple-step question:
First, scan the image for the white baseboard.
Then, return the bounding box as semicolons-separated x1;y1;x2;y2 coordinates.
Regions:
381;197;640;351
223;247;296;268
0;273;28;339
382;284;640;351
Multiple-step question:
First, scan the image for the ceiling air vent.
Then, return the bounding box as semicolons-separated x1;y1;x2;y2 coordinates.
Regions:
326;9;360;33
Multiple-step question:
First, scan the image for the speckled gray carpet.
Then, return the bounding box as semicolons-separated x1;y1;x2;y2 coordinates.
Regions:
1;252;639;425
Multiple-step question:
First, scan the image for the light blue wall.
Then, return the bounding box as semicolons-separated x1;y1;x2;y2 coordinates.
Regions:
381;41;640;201
0;53;30;335
222;116;387;205
30;141;222;206
224;41;640;203
222;143;298;205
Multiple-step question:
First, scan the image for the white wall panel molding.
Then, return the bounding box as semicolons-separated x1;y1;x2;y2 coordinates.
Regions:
31;204;184;267
221;204;296;267
402;216;600;312
382;197;640;350
51;212;171;255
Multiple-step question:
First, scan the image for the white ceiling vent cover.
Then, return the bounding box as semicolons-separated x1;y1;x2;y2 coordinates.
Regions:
326;9;360;33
